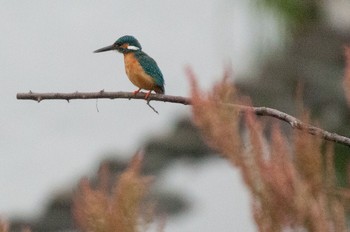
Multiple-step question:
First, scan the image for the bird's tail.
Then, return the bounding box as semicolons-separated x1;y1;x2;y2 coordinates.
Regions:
155;85;165;94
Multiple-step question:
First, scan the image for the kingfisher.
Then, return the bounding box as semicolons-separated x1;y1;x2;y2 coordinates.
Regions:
94;35;165;99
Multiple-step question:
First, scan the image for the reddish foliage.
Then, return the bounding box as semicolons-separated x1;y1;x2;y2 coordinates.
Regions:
189;69;348;231
73;152;153;232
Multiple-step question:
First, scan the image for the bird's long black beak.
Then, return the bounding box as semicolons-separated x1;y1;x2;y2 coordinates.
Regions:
94;44;115;53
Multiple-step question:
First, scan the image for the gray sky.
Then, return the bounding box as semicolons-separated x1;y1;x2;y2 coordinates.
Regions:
0;0;282;230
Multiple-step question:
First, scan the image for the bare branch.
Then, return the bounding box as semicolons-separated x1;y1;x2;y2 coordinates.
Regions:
226;104;350;147
16;91;191;105
16;91;350;148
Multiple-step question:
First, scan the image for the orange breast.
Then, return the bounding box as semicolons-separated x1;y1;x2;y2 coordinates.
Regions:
123;53;156;90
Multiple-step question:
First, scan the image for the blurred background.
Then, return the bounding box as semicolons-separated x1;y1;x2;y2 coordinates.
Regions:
1;0;350;231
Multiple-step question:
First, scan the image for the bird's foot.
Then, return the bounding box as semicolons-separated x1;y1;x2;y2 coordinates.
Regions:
145;90;152;100
133;88;141;95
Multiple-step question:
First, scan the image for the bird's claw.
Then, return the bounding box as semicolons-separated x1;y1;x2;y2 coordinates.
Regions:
144;90;152;100
133;88;141;95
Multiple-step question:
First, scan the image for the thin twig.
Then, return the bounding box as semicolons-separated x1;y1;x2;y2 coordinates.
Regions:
95;99;99;112
146;101;159;114
16;91;350;148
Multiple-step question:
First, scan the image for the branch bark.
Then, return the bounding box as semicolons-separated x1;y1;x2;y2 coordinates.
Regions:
17;91;350;148
16;91;191;105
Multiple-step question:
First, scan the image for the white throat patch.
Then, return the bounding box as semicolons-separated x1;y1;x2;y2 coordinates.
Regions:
127;45;140;50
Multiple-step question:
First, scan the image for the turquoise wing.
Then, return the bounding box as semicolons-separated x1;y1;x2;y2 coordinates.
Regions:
135;51;165;88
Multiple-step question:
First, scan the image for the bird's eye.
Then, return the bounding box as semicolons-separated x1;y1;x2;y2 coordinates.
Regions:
115;42;122;46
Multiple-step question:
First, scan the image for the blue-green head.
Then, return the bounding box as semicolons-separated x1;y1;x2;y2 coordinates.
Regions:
94;35;142;54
